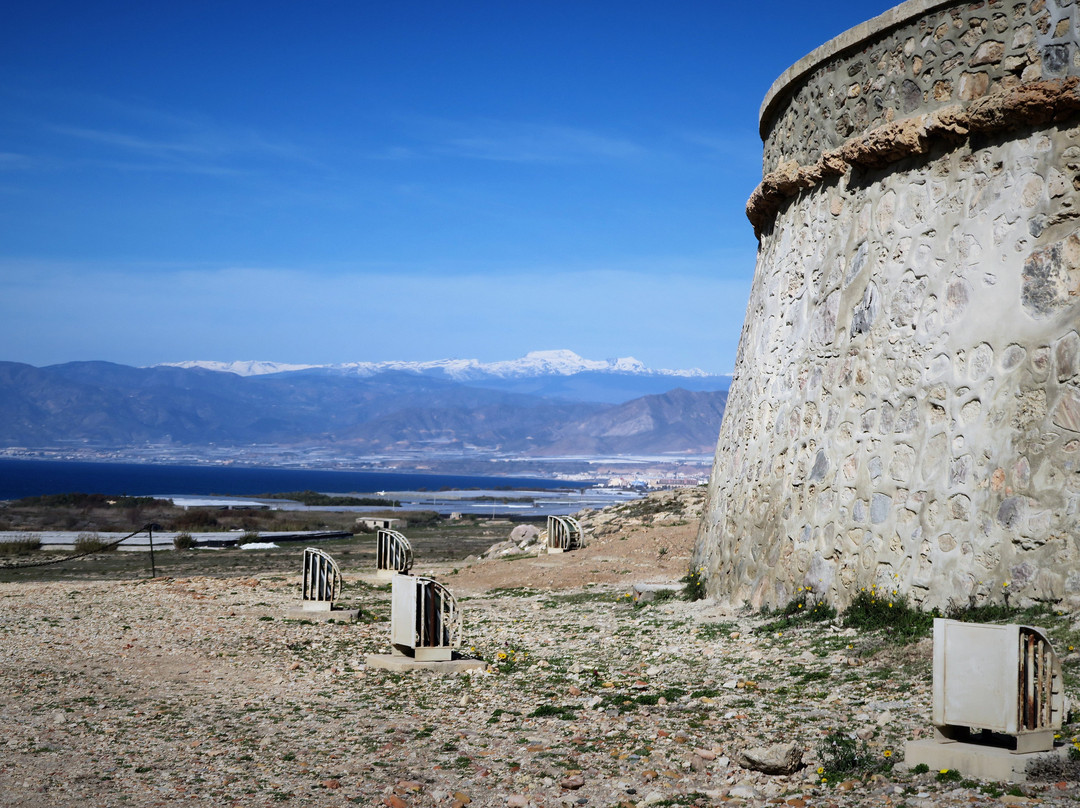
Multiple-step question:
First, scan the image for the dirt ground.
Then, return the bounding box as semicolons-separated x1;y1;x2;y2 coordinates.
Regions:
426;515;697;595
2;487;1079;808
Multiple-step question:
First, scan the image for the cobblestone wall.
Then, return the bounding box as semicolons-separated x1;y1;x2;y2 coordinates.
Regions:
760;0;1079;174
696;0;1080;611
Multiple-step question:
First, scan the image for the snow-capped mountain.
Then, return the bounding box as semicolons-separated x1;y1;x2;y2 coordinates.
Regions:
159;350;712;380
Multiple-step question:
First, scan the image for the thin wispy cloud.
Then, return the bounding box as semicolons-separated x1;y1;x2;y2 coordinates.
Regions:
0;152;32;170
0;86;319;177
44;119;316;175
439;122;644;163
389;116;647;164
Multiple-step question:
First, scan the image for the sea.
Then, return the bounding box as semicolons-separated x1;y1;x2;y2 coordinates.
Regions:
0;457;590;501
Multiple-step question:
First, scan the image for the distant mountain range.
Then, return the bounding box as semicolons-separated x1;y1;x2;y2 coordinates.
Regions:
0;351;729;456
160;349;717;380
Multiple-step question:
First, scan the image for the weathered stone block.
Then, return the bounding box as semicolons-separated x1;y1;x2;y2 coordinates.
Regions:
1022;233;1080;319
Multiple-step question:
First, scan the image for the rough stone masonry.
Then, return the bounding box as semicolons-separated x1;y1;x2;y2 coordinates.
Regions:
695;0;1080;611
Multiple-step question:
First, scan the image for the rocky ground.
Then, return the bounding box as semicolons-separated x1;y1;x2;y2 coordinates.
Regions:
2;487;1079;807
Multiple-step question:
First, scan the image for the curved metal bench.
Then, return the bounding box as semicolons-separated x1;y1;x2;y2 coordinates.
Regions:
544;515;585;553
376;528;413;578
301;547;342;611
390;575;462;661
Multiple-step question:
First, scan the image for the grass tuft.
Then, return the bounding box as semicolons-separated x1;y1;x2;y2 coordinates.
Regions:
841;589;937;643
0;534;42;556
74;533;116;553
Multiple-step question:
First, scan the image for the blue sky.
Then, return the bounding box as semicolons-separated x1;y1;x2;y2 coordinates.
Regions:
1;1;897;374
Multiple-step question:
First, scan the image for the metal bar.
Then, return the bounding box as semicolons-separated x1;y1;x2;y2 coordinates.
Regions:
148;524;156;579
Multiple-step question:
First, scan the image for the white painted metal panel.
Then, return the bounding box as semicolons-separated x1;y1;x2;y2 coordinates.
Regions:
933;619;1017;734
391;574;416;648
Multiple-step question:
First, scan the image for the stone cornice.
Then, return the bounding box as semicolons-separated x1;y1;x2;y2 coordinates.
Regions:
746;78;1080;237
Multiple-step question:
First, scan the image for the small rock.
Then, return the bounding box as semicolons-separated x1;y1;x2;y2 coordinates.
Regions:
459;694;471;707
736;741;803;775
568;685;582;696
728;784;763;800
322;779;341;790
560;774;585;790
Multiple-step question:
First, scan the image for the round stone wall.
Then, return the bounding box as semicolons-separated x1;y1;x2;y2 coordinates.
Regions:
696;0;1080;610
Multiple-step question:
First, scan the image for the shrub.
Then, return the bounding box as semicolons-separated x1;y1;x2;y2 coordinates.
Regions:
816;730;892;784
842;588;937;643
173;532;195;551
237;531;261;545
172;509;220;530
0;534;42;556
682;566;707;601
756;589;837;633
74;533;115;553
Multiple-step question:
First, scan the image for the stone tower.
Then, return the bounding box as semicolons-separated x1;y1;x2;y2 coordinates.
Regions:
695;0;1080;610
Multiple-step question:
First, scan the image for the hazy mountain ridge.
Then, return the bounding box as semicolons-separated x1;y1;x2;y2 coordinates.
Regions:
0;360;726;455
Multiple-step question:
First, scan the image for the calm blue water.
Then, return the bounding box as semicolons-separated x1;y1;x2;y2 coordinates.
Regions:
0;458;587;501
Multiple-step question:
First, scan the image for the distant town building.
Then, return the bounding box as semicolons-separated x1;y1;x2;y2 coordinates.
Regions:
356;517;402;531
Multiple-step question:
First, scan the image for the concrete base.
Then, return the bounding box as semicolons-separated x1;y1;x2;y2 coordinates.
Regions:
364;653;487;673
904;738;1069;782
286;608;360;623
